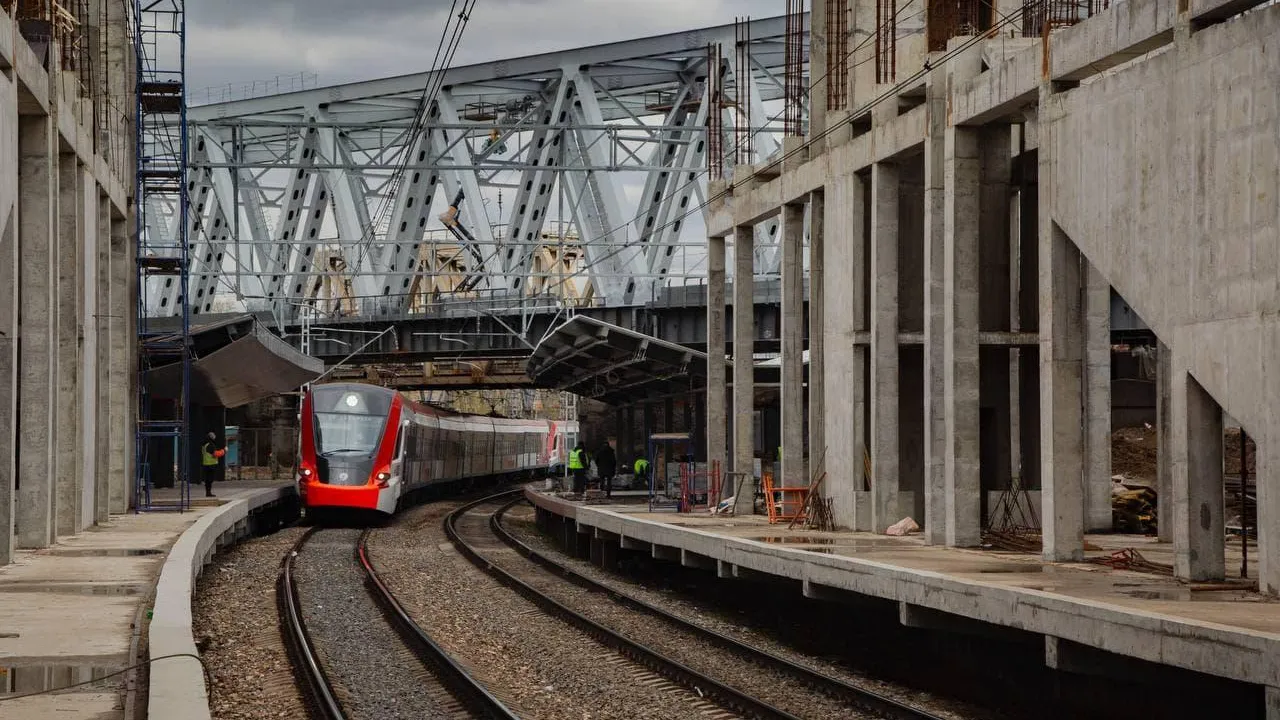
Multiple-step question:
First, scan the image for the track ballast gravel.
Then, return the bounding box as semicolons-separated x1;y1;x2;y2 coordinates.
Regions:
501;502;984;720
366;498;739;720
192;526;309;720
294;527;453;720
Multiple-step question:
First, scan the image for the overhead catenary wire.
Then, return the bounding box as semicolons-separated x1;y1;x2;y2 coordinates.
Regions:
348;0;478;277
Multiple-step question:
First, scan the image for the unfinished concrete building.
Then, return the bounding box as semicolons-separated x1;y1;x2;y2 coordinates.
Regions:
706;0;1280;593
0;1;137;563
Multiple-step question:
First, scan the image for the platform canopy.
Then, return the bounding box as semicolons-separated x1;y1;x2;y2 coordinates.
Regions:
526;316;727;404
146;314;324;407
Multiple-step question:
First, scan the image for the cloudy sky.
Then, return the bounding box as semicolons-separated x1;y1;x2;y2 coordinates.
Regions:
189;0;782;99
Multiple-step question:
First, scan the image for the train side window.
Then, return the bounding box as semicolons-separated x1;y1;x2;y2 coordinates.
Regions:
394;426;404;459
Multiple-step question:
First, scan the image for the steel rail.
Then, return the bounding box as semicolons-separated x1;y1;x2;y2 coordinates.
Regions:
444;490;803;720
355;529;521;720
492;498;948;720
276;528;347;720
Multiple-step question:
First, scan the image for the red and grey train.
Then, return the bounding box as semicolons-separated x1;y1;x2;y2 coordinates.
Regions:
297;382;578;515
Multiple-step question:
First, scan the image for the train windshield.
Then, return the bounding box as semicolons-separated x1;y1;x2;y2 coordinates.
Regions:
310;386;392;456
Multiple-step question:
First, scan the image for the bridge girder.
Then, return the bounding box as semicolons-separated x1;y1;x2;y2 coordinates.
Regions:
145;15;810;322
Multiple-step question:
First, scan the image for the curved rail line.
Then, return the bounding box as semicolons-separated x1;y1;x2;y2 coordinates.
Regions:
277;528;346;720
491;497;948;720
355;529;520;720
447;490;804;720
277;526;520;720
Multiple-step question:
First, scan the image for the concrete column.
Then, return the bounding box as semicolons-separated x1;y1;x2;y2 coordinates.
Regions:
1083;263;1112;532
922;68;947;544
16;115;59;549
870;162;899;532
1156;340;1172;542
943;125;981;547
95;196;111;523
809;0;829;140
0;97;17;564
979;125;1013;524
706;235;728;488
108;217;129;512
1040;220;1085;562
55;154;82;537
823;173;867;528
79;176;99;528
781;203;805;485
732;225;756;514
1172;371;1225;582
808;191;825;476
1258;439;1280;595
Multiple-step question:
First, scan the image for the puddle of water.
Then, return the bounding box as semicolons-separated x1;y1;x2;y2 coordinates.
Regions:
0;664;123;695
48;548;163;558
753;536;838;545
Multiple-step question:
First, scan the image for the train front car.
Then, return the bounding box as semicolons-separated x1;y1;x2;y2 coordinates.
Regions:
298;383;402;517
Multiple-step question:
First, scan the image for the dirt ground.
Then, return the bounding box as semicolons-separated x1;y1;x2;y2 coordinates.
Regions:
1109;425;1257;483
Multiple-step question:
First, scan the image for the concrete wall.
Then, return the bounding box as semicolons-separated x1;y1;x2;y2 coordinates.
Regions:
0;5;136;562
1046;6;1280;589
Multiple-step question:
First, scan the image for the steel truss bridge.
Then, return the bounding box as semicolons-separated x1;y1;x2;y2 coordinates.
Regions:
144;14;811;354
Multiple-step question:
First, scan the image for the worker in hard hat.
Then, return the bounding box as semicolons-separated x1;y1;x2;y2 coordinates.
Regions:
201;432;225;498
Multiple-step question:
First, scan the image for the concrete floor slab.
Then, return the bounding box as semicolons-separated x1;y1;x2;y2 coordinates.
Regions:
0;480;290;719
529;487;1280;690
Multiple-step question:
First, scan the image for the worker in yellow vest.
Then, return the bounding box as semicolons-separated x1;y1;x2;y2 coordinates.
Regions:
569;443;589;495
634;456;650;487
201;432;225;498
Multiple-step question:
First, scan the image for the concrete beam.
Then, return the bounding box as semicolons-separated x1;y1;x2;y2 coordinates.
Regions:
870;162;900;533
706;107;927;238
16;114;58;549
901;601;1029;642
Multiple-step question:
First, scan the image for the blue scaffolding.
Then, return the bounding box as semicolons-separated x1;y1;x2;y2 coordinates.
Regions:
133;0;191;511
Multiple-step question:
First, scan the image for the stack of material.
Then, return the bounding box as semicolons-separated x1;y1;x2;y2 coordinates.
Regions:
1112;480;1158;534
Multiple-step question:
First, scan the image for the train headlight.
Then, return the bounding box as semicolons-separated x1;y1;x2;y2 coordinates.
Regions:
375;471;391;488
300;467;313;478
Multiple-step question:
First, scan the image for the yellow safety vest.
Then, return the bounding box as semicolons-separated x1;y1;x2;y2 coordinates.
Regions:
634;458;649;475
201;443;218;467
569;449;585;470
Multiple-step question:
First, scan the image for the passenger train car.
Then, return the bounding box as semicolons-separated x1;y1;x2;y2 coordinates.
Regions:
297;382;578;515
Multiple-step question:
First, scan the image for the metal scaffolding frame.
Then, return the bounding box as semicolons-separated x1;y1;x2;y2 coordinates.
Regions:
134;0;191;511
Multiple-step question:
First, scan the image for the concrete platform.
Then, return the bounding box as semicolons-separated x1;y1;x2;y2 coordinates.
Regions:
526;487;1280;702
0;480;296;719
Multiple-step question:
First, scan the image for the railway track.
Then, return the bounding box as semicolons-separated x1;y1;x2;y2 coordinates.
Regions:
277;526;518;720
446;490;949;720
491;496;950;720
